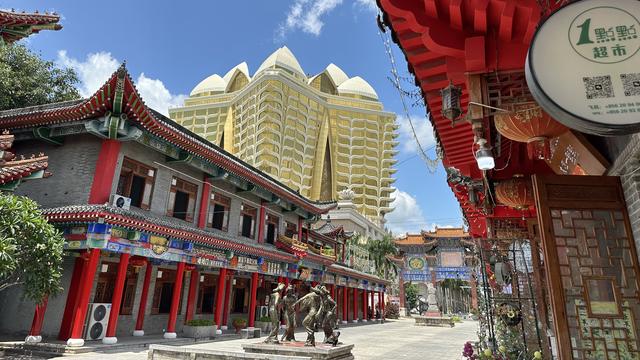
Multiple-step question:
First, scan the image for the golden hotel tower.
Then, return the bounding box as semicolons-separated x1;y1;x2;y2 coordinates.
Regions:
170;47;397;223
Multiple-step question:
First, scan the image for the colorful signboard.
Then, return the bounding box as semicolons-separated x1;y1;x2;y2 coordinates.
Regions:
527;0;640;135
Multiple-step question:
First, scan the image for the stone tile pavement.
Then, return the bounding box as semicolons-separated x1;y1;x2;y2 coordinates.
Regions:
19;318;478;359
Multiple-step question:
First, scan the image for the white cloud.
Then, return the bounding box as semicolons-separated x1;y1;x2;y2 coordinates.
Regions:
276;0;377;40
57;50;119;97
135;73;187;116
396;115;436;155
353;0;378;12
56;51;186;116
385;189;427;235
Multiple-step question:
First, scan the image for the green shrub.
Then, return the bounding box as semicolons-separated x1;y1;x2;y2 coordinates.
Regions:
186;319;213;326
258;316;271;322
232;317;247;326
384;302;400;319
451;315;462;323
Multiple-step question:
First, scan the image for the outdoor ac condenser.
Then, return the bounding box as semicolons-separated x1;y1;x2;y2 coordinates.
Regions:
85;303;111;340
110;194;131;211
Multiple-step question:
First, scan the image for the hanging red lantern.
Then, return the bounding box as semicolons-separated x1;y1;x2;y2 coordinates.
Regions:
494;101;568;160
495;176;534;210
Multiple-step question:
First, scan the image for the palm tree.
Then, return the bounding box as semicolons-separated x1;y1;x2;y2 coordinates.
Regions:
367;234;399;279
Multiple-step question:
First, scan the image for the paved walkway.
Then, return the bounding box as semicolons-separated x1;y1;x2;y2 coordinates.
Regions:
58;318;477;360
68;319;477;360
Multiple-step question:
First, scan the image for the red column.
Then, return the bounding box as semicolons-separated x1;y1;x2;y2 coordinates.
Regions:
133;260;153;336
214;268;227;333
363;289;368;322
297;217;303;241
399;272;406;309
381;290;385;315
67;249;101;346
257;201;266;243
470;277;479;310
58;256;85;340
197;179;211;229
331;284;337;300
352;288;358;322
248;272;259;328
26;297;48;343
370;290;375;319
103;253;130;343
222;272;234;330
185;269;199;324
164;262;185;338
342;286;348;323
88;139;121;204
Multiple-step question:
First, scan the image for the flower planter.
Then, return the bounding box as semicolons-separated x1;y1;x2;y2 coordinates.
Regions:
232;318;247;334
182;325;214;339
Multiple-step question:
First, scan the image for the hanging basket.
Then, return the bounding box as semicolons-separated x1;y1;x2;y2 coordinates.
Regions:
494;101;568;160
495;176;534;210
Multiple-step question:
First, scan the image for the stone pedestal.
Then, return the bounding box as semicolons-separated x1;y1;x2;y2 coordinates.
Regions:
243;342;354;360
240;327;261;339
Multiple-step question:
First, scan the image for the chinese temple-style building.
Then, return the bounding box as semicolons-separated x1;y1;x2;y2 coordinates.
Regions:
378;0;640;358
0;65;389;346
394;227;476;315
0;9;61;46
0;130;50;191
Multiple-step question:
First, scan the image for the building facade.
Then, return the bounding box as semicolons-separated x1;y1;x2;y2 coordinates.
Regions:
394;228;476;315
0;65;389;346
378;1;640;358
169;47;398;224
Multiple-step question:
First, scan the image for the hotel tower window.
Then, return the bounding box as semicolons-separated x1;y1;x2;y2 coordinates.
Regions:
116;157;156;209
167;177;198;222
239;204;256;238
208;192;230;231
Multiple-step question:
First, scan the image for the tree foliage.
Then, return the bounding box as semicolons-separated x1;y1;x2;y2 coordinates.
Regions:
405;283;419;311
367;234;399;278
0;44;80;111
0;193;64;302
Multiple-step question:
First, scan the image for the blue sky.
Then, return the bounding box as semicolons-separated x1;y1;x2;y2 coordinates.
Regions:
6;0;463;234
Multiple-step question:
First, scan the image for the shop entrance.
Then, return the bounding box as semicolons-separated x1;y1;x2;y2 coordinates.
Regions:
533;174;640;359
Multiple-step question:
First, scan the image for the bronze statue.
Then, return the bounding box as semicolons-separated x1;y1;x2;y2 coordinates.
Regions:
294;285;323;346
280;284;298;342
318;286;340;345
264;282;286;344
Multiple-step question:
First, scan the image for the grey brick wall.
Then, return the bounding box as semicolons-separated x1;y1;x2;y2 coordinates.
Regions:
13;135;101;208
114;141;203;228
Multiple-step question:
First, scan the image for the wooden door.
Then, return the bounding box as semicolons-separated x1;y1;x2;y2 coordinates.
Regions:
532;174;640;359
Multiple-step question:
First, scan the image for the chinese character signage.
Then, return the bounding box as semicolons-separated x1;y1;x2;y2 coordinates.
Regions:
527;0;640;135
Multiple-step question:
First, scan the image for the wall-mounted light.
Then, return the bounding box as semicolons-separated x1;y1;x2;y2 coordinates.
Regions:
440;82;509;125
157;270;163;279
475;138;495;171
441;82;463;121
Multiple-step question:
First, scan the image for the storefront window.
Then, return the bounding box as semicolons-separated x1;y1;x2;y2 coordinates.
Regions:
265;214;279;244
116;157;156;209
167;177;198;222
208;192;230;231
239;204;256;238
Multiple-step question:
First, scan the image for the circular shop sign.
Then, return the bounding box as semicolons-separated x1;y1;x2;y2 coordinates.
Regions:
526;0;640;136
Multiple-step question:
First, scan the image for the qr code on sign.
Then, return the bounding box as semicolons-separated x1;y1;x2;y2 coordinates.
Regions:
583;75;614;99
621;73;640;96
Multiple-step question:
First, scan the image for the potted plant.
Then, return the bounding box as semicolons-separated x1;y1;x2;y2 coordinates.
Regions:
254;316;272;333
182;319;215;339
232;317;247;333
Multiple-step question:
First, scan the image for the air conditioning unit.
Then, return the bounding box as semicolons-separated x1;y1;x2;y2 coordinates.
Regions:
110;194;131;210
258;305;269;319
85;303;111;340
